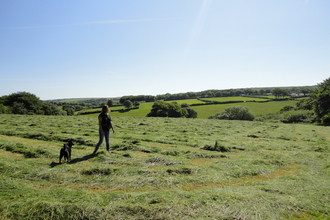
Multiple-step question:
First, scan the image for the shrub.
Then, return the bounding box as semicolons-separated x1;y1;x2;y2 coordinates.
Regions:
147;100;189;118
279;105;294;113
309;77;330;121
209;106;255;121
185;107;198;118
281;110;314;123
321;113;330;125
123;100;133;109
295;98;313;110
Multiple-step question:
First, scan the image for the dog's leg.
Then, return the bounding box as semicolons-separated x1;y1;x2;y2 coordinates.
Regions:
69;149;71;162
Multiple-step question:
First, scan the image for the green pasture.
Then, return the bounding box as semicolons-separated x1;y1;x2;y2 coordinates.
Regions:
202;96;271;102
111;102;154;117
79;99;205;117
164;99;205;105
194;100;298;119
0;114;329;219
79;98;299;119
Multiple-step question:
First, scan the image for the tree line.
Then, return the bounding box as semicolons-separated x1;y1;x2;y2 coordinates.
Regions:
1;81;327;123
119;86;312;104
0;92;74;115
147;101;197;118
139;79;329;124
206;78;329;124
0;93;124;115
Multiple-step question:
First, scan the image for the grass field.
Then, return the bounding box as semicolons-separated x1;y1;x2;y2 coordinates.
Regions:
79;98;299;119
194;100;299;119
0;114;329;219
201;97;271;102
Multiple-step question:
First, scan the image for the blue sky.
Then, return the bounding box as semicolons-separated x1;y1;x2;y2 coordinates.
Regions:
1;0;329;100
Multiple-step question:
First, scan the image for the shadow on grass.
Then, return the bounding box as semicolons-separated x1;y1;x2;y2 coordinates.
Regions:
49;153;97;167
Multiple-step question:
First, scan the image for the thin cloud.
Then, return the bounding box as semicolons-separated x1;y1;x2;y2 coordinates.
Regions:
0;17;179;30
186;0;213;53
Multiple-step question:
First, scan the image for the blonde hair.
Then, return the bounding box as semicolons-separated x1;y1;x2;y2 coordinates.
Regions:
101;105;110;114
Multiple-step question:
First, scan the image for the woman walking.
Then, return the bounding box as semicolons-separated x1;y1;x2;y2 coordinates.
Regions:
93;105;115;154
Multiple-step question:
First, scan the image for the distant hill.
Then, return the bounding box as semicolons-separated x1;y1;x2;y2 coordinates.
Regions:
46;85;315;103
47;97;120;102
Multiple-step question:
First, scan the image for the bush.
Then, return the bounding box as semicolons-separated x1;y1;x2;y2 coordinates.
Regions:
281;110;314;123
279;105;294;113
186;107;197;118
147;100;190;118
0;104;9;113
209;106;255;121
295;98;313;110
123;100;133;109
321;113;330;125
309;77;330;121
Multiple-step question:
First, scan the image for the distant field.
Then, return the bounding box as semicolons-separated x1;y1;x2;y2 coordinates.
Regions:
193;100;298;118
108;99;298;118
112;102;154;117
80;100;206;118
164;99;205;105
202;97;270;102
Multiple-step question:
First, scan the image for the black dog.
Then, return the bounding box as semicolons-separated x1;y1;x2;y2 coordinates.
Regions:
59;140;75;163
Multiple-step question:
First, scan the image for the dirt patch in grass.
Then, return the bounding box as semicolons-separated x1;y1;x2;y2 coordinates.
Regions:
0;150;22;157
